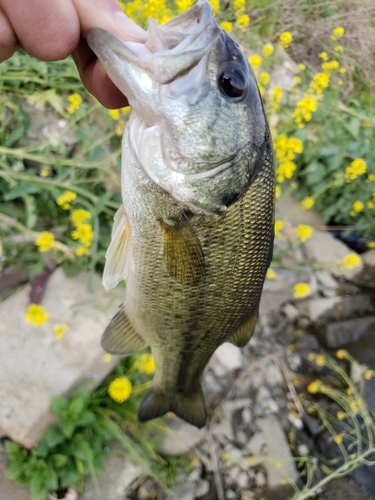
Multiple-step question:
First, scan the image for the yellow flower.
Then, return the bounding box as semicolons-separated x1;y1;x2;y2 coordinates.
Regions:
332;27;345;40
352;200;364;213
220;21;232;33
369;241;375;248
233;0;245;11
310;72;330;95
308;353;316;361
277;161;296;182
108;377;132;403
266;268;276;280
71;224;94;246
349;400;360;412
293;282;310;299
315;355;325;366
275;185;281;198
322;60;339;73
301;196;315;210
294;76;301;84
262;43;274;57
56;190;77;210
259;72;270;86
339;67;346;73
70;209;91;226
364;370;374;380
36;231;55;252
275;220;283;239
236;14;250;29
54;323;68;340
39;166;50;177
337;253;361;270
319;52;328;61
336;349;348;359
75;246;91;256
249;54;262;69
298;63;306;71
108;109;120;120
25;304;51;327
334;434;343;444
292;95;317;124
347;387;353;395
279;31;293;49
67;92;82;114
307;380;321;394
175;0;194;13
334;45;343;52
345;158;367;182
208;0;219;14
337;411;345;420
103;353;113;363
134;353;155;374
275;461;282;468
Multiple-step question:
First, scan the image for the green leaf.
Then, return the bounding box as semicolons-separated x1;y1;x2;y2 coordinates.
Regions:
52;453;69;469
73;439;94;463
51;396;68;418
22;194;38;229
76;410;96;427
4;126;25;147
3;182;39;201
68;395;85;418
30;469;48;500
345;117;360;139
62;420;76;438
60;467;81;489
92;191;113;216
45;424;65;448
5;462;25;481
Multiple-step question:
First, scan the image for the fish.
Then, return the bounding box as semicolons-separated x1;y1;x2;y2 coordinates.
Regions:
87;0;274;429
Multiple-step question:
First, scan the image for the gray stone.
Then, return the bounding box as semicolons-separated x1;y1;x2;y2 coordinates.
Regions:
298;444;309;456
260;290;292;316
246;432;266;456
195;479;210;497
275;191;325;228
352;250;375;289
282;304;300;322
166;481;196;500
237;471;249;488
257;387;271;403
265;364;284;387
210;342;243;375
315;271;339;290
226;490;236;499
297;297;342;323
256;471;267;486
242;408;252;424
0;269;121;447
158;418;205;455
316;316;375;348
302;231;363;280
258;415;299;488
81;454;143;500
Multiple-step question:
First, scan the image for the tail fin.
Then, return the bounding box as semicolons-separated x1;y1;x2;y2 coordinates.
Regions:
138;387;207;429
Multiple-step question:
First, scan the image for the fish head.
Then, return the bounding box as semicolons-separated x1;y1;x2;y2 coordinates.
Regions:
88;0;271;215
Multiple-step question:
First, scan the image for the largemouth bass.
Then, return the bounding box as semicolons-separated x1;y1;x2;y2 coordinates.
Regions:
87;0;274;428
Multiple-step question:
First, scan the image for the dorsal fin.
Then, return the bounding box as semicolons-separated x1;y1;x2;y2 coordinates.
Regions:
228;307;259;348
103;205;131;291
159;212;205;286
101;306;147;355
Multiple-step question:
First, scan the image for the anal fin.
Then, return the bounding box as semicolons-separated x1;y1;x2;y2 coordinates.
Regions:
159;212;205;286
138;387;207;429
101;306;147;355
228;307;259;348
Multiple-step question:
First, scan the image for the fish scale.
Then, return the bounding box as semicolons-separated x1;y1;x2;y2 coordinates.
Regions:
88;0;274;427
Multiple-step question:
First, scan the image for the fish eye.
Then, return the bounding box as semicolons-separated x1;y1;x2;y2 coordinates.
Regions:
219;67;247;99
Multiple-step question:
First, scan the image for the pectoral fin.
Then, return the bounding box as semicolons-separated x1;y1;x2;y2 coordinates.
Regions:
101;306;147;355
228;307;259;348
103;206;131;291
159;213;205;286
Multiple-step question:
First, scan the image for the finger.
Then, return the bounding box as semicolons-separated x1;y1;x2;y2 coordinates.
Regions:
72;38;129;109
72;0;146;42
0;6;17;62
0;0;80;61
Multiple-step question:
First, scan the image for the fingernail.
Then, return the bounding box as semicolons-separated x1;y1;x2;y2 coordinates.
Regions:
113;11;147;42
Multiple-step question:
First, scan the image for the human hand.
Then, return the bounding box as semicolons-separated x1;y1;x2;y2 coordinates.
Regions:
0;0;147;108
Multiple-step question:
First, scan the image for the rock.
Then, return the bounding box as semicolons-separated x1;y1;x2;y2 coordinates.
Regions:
265;363;284;387
256;471;267;486
82;453;143;500
298;444;309;456
258;415;299;488
237;471;249;488
166;481;196;500
297;297;342;323
282;304;300;322
316;316;375;348
242;408;252;425
303;231;363;280
260;290;292;316
352;250;375;289
246;432;266;456
195;479;210;497
0;269;121;448
315;271;339;290
158;418;205;456
275;191;325;227
210;342;243;375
